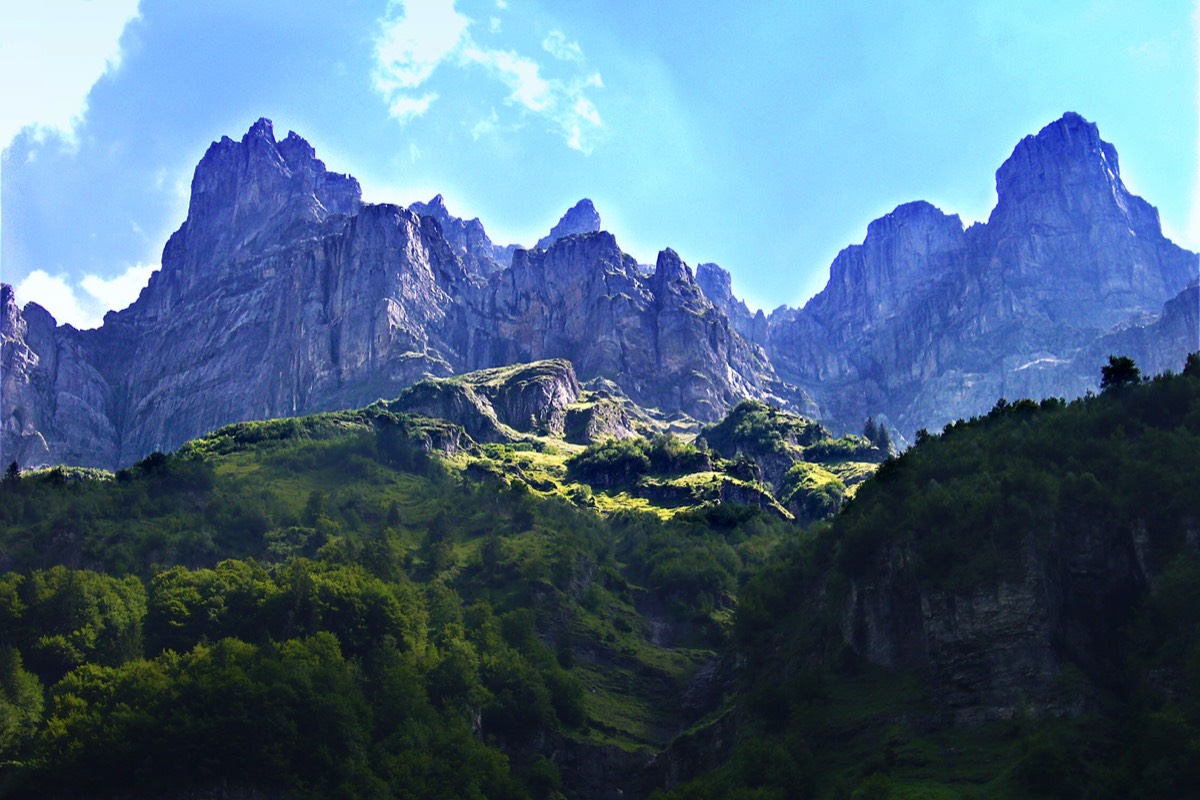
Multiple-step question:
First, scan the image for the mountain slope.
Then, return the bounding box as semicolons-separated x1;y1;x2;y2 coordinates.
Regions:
2;122;776;469
758;112;1198;438
666;356;1200;799
3;113;1194;469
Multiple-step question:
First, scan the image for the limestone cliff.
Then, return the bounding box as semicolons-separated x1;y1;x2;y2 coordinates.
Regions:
762;113;1198;437
2;122;771;468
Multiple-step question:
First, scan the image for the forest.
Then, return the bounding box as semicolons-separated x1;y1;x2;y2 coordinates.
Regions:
2;355;1199;798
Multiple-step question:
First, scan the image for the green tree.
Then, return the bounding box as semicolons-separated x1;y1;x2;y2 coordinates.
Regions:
1101;355;1141;390
2;460;19;486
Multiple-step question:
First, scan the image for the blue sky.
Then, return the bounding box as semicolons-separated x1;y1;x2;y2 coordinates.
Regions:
2;0;1197;328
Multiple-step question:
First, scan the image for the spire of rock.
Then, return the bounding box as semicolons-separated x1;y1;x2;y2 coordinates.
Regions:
989;112;1160;235
535;198;602;249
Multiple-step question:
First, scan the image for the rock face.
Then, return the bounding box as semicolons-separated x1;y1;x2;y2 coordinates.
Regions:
4;113;1196;468
408;194;516;272
841;520;1149;724
757;113;1198;438
535;198;602;250
2;122;772;469
695;263;767;346
391;359;582;442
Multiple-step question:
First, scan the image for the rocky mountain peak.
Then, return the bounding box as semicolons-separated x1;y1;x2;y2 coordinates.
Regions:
185;118;361;248
695;263;768;345
1;283;18;333
535;198;602;249
694;263;732;299
652;248;700;302
409;194;511;274
990;112;1158;234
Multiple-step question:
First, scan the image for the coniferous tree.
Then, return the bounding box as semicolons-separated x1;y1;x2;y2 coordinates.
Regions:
1100;355;1141;390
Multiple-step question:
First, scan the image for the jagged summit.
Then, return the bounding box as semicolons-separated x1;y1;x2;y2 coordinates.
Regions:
990;111;1161;235
535;198;602;249
4;113;1196;469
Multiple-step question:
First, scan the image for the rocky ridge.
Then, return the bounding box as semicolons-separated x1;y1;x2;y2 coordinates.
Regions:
2;113;1196;469
756;112;1198;438
2;120;774;469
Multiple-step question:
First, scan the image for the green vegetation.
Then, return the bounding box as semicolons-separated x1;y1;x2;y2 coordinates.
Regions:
0;402;798;798
701;399;827;456
8;356;1199;797
664;357;1200;798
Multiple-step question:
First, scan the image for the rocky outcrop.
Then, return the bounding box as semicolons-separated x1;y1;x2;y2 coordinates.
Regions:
564;398;637;444
3;123;773;469
841;519;1150;724
409;194;515;273
535;198;601;250
362;360;584;444
480;235;778;422
763;113;1197;438
695;263;767;346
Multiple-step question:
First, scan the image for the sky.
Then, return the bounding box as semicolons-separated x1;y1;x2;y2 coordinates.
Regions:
2;0;1198;329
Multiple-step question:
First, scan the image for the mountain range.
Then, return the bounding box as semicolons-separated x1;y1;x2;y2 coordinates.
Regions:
3;112;1196;469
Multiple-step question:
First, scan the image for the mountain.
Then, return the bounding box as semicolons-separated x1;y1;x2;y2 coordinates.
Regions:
2;121;780;470
4;356;1199;799
659;360;1200;799
535;198;602;249
2;113;1195;469
756;112;1198;438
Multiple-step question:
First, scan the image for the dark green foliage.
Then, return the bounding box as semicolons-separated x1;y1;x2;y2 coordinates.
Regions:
671;358;1200;798
802;434;880;463
2;461;19;486
863;417;893;454
1100;354;1141;390
778;463;846;521
565;434;709;488
0;399;779;798
701;399;826;456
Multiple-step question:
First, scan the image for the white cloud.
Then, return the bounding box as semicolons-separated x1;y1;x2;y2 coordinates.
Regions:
461;46;552;112
542;30;584;62
14;271;97;328
489;17;502;34
0;0;142;151
471;108;502;140
14;263;156;329
373;0;470;121
371;0;604;153
80;263;157;312
385;92;440;123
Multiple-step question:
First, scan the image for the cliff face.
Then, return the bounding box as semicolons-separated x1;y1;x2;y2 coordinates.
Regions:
842;523;1148;724
759;113;1198;438
4;113;1195;468
2;122;772;469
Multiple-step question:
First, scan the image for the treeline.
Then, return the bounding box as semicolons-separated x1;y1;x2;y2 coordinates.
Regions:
664;356;1200;798
0;410;798;798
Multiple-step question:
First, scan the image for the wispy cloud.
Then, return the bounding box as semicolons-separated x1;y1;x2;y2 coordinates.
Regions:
15;263;157;329
0;0;142;151
372;0;604;153
542;30;584;63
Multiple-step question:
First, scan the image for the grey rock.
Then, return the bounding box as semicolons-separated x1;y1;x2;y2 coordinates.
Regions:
765;113;1199;438
695;262;767;346
392;359;582;442
535;198;602;250
409;194;516;272
564;398;637;444
841;520;1148;723
5;113;1196;469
